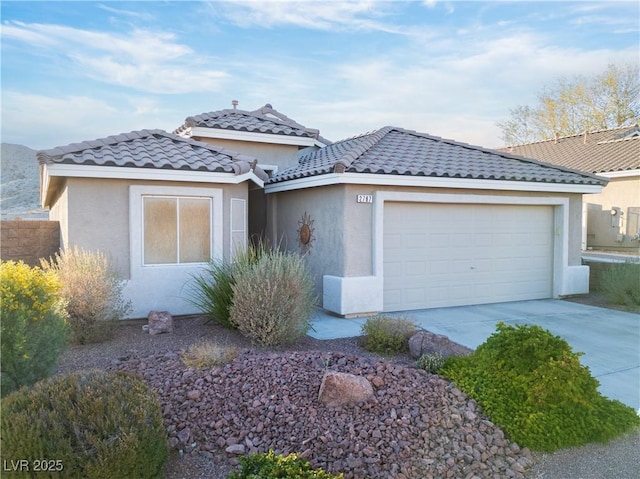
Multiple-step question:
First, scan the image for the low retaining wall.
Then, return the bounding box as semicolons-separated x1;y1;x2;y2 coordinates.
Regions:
0;220;60;266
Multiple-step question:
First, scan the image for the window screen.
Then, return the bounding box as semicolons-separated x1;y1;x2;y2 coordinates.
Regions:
143;196;211;265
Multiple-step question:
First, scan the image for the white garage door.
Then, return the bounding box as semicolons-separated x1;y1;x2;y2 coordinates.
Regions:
383;202;554;311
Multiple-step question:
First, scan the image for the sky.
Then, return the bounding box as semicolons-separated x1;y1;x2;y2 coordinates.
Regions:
1;0;638;151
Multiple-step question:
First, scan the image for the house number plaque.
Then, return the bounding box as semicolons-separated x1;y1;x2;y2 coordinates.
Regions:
357;194;373;204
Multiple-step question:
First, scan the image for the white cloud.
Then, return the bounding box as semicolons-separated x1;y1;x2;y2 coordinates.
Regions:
1;22;229;94
212;0;402;33
1;91;172;149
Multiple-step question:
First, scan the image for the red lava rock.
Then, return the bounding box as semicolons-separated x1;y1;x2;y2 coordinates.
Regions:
110;350;532;479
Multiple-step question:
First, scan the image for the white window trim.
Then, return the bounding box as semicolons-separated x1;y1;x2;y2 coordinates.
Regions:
130;185;223;277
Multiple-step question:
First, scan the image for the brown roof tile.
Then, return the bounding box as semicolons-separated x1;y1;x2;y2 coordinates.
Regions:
500;125;640;173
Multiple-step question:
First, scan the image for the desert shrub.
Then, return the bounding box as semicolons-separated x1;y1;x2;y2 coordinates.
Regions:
360;315;417;355
599;261;640;307
0;370;168;479
182;340;239;368
416;352;445;373
441;322;640;452
227;450;343;479
229;250;316;346
187;243;266;329
41;246;131;344
0;260;70;396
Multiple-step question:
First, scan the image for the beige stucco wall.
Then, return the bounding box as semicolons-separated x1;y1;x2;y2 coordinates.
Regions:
584;176;640;251
270;183;586;307
269;184;346;293
195;137;302;172
48;176;248;277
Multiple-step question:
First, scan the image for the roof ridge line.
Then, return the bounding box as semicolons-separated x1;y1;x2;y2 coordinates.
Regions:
334;126;394;171
504;124;639;148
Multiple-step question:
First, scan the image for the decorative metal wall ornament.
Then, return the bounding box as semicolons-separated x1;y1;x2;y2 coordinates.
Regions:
297;211;315;254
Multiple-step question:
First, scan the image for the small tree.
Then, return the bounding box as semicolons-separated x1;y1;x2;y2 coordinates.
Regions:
498;63;639;145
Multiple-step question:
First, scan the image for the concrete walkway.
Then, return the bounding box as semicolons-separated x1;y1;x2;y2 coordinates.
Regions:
309;299;640;411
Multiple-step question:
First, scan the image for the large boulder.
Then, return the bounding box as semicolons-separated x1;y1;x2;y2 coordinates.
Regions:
318;371;375;407
147;311;174;335
408;330;473;359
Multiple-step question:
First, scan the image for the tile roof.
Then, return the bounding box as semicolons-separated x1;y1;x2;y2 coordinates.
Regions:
37;129;269;180
499;125;640;174
269;126;607;186
174;103;331;144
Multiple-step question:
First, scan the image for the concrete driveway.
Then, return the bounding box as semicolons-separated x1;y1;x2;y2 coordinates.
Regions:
309;299;640;411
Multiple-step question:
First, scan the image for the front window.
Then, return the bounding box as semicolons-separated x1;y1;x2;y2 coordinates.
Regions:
143;196;211;265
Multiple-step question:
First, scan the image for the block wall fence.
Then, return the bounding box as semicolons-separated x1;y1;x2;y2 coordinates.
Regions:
0;220;60;266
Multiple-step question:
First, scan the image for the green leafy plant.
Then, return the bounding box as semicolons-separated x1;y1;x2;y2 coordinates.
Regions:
182;340;239;368
0;370;168;479
187;243;266;329
441;322;640;452
416;352;445;374
0;260;70;396
229;250;316;346
360;315;417;355
227;450;343;479
41;246;131;344
599;261;640;307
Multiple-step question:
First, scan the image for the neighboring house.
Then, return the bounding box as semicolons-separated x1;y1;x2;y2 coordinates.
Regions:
502;125;640;252
39;105;608;319
38;129;268;318
265;126;607;316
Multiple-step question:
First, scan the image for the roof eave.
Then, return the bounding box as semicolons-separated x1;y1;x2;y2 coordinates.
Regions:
183;126;319;147
43;163;264;188
265;172;605;195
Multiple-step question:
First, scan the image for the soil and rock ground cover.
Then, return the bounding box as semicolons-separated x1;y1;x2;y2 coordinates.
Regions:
55;308;639;479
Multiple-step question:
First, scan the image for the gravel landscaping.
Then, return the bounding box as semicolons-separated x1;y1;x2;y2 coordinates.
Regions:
56;313;639;479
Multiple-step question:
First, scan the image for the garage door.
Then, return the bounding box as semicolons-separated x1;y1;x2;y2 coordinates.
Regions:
383;202;554;311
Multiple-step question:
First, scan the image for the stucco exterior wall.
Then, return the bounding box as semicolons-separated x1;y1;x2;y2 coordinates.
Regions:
269;184;345;293
195;138;301;172
47;176;250;318
584;176;640;251
270;182;587;315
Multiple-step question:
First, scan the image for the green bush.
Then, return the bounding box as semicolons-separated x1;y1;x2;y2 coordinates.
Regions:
416;352;445;373
0;260;70;396
441;322;640;452
599;261;640;307
187;243;266;329
229;250;316;346
227;450;343;479
1;370;168;478
360;315;417;355
41;246;131;344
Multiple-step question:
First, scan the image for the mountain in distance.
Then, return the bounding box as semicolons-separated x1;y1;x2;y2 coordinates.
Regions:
1;143;48;219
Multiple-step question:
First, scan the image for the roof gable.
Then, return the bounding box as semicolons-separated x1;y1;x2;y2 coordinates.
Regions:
269;126;606;187
37;129;268;180
174;103;331;145
500;125;640;174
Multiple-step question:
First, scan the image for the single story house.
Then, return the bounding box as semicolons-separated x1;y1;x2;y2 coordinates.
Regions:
38;129;268;318
39;104;608;318
502;125;640;252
